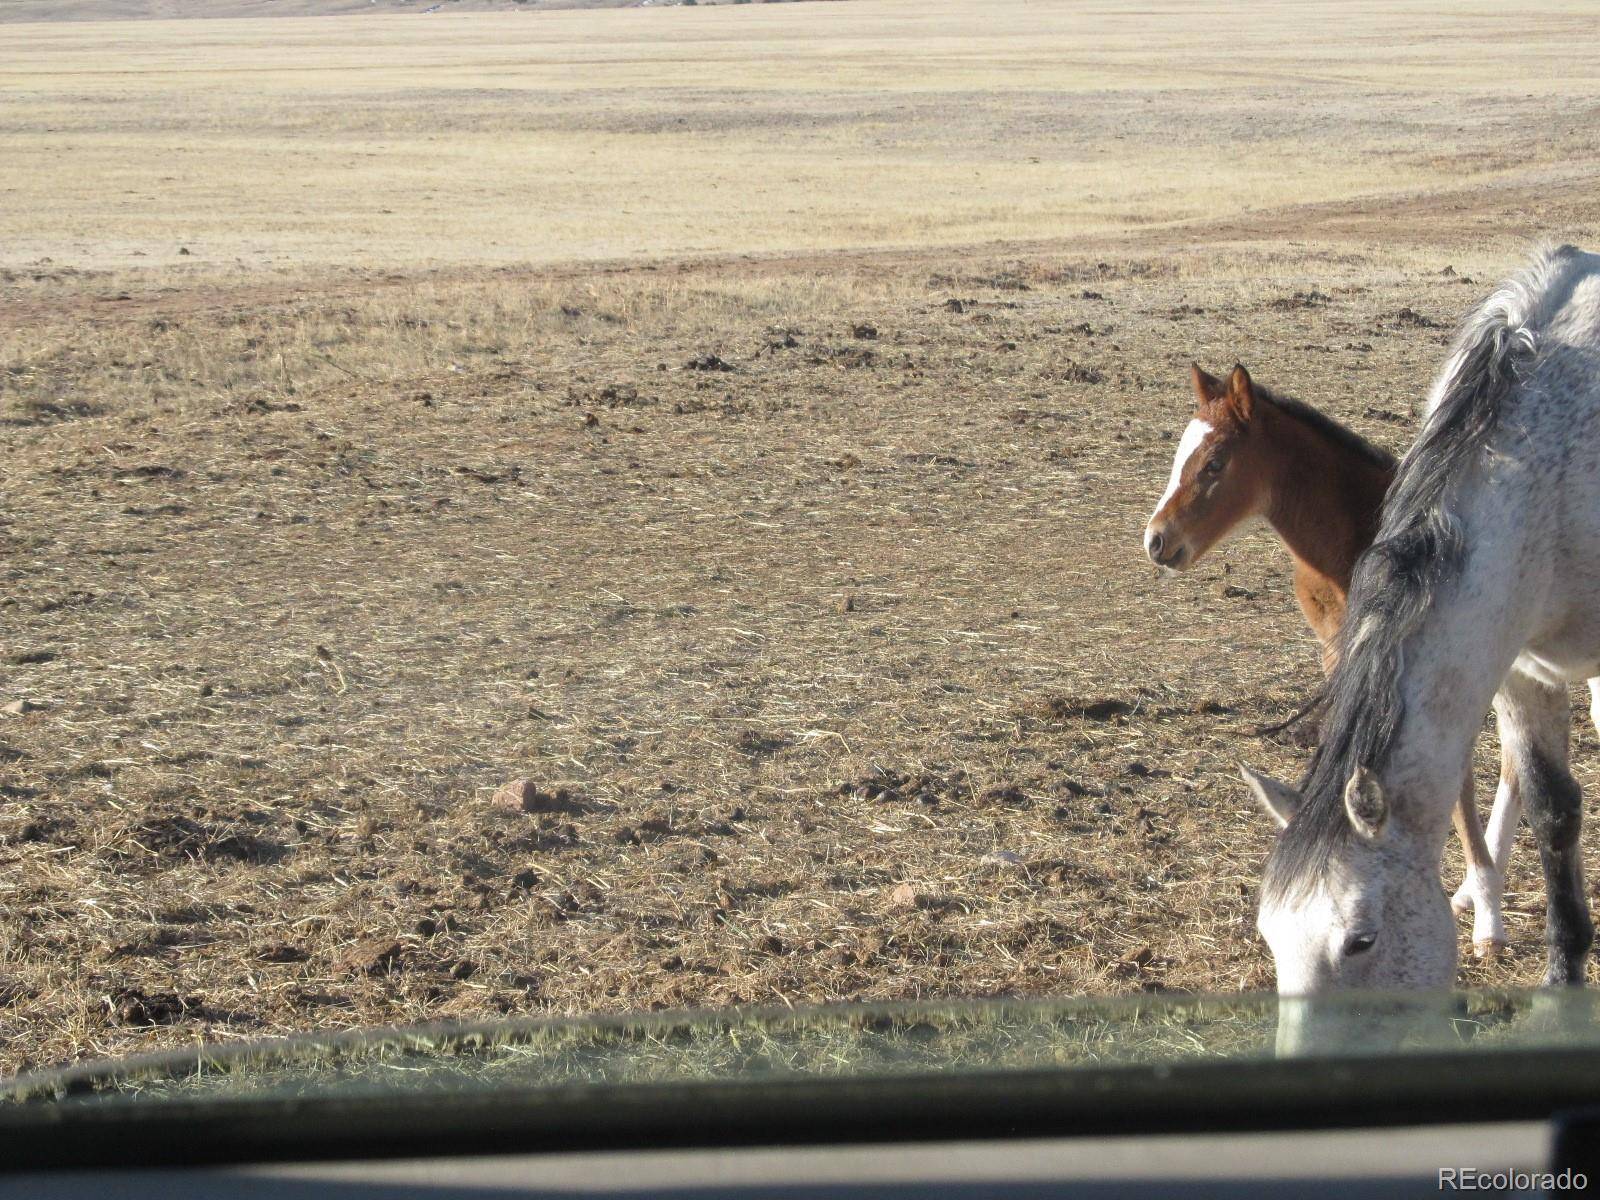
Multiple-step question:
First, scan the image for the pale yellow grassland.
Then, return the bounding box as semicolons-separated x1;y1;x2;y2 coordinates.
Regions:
4;0;1600;271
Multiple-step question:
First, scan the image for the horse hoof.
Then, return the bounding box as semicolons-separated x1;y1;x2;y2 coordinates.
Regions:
1474;938;1506;960
1451;891;1474;916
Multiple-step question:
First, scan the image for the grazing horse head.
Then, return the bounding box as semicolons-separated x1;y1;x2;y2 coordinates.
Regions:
1144;363;1270;570
1241;764;1458;1054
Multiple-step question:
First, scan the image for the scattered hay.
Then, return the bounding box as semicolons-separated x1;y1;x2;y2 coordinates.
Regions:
0;242;1544;1079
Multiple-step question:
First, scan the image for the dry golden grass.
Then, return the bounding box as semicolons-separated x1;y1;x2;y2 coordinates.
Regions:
6;0;1600;269
5;0;1600;1080
0;0;628;21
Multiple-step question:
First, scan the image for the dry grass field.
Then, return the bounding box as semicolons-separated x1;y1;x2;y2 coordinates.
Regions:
5;0;1600;1078
0;0;654;22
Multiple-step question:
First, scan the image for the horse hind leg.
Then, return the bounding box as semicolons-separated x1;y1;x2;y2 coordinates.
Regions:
1449;767;1508;957
1498;676;1592;986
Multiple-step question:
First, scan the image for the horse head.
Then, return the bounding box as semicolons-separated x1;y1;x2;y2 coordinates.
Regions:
1144;363;1272;570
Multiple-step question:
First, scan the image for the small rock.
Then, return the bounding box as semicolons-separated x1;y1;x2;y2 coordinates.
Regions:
888;882;921;909
983;850;1025;870
178;246;192;256
491;778;559;814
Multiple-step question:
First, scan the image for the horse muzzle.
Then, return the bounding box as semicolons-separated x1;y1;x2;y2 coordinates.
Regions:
1144;525;1188;570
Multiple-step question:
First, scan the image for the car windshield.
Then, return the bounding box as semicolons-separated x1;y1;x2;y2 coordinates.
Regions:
5;0;1599;1138
8;989;1600;1105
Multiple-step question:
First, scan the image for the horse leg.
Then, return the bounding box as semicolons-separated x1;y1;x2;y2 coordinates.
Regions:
1482;741;1523;874
1448;769;1506;956
1450;738;1522;954
1497;674;1591;986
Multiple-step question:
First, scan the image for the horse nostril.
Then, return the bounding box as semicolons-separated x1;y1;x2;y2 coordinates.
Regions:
1147;530;1165;560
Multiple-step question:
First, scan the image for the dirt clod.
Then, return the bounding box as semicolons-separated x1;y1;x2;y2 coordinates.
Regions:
104;987;199;1027
1269;290;1330;310
1019;695;1134;722
490;778;574;814
338;937;405;976
257;942;310;964
1390;306;1441;328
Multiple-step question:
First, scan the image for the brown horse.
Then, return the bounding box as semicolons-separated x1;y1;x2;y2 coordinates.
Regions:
1144;364;1392;668
1143;363;1517;954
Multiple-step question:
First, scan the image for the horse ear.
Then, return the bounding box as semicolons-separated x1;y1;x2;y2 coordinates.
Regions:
1241;765;1300;829
1191;362;1223;406
1343;766;1389;840
1226;364;1255;423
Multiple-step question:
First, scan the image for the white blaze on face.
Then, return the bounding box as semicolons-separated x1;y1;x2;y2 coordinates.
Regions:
1258;887;1340;1000
1144;419;1212;552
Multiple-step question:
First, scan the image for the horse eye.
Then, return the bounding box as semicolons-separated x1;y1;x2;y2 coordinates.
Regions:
1342;933;1377;956
1202;456;1226;475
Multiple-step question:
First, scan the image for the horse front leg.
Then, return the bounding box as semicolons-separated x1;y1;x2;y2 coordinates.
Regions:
1498;676;1592;986
1449;768;1507;956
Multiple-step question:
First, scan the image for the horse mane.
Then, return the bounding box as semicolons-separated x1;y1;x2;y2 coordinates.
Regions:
1262;245;1581;903
1258;387;1397;472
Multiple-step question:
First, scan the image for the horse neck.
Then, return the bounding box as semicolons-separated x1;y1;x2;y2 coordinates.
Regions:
1256;405;1392;589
